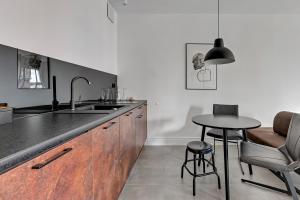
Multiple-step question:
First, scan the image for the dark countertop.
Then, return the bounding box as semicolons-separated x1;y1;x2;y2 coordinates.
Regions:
0;100;146;174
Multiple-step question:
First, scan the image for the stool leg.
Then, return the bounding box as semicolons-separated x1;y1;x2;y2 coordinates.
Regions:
202;154;206;173
181;148;188;178
198;154;201;166
212;152;221;189
193;154;197;196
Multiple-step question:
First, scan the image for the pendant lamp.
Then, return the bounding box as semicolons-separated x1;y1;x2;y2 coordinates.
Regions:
204;0;235;65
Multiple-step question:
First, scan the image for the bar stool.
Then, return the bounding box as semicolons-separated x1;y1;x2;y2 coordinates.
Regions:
181;141;221;196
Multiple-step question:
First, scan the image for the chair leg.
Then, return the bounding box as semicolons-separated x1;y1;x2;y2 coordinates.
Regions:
248;164;253;175
181;148;188;178
242;129;253;175
198;154;201;166
212;152;221;189
193;154;197;196
282;172;292;195
207;138;216;168
202;154;206;173
283;172;299;200
214;138;216;150
236;142;245;175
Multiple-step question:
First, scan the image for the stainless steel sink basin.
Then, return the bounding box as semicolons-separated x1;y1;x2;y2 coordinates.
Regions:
14;103;126;115
54;104;125;114
83;105;125;111
13;103;93;114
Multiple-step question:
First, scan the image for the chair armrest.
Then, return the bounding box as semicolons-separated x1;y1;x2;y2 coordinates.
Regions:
288;161;300;171
278;145;300;171
278;145;286;152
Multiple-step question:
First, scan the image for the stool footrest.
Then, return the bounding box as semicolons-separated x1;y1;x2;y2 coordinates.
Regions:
184;158;218;172
184;165;217;177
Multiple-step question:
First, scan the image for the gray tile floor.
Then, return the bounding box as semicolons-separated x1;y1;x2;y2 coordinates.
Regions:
119;145;300;200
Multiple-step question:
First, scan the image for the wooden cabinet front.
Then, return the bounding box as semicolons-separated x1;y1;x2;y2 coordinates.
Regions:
0;156;41;200
141;105;147;147
0;132;93;200
119;111;136;189
0;104;147;200
92;117;120;200
135;105;147;156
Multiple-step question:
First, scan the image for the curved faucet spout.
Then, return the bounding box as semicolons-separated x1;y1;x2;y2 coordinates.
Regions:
70;76;92;110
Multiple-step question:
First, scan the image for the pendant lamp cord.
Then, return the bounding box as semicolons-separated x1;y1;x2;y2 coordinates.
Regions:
218;0;220;38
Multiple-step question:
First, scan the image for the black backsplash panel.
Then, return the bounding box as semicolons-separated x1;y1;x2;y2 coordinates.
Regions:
0;44;117;108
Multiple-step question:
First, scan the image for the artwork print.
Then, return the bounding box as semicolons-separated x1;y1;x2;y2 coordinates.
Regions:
17;49;50;89
186;43;217;90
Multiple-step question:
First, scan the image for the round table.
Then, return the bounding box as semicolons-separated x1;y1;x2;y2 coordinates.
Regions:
192;114;261;200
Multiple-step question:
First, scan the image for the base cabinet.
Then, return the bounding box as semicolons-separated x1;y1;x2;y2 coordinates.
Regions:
0;104;147;200
135;105;147;157
92;118;120;200
0;132;93;200
119;111;136;190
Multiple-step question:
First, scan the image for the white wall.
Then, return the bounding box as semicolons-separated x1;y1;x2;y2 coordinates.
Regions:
117;14;300;145
0;0;118;75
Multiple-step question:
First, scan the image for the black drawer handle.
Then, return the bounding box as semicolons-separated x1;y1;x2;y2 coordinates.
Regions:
32;148;73;169
138;106;143;109
125;112;133;116
103;122;116;130
136;115;143;119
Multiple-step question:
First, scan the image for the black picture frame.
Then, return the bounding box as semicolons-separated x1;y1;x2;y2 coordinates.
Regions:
185;43;217;90
17;49;50;89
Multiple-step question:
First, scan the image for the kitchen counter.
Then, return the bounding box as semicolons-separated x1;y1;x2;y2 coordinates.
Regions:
0;100;146;174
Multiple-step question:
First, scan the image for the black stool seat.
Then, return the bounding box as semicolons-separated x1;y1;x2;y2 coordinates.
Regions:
187;141;213;154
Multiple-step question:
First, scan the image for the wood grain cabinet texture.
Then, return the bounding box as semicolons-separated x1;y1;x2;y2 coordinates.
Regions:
119;110;135;190
0;132;93;200
92;117;120;200
135;105;147;157
0;104;147;200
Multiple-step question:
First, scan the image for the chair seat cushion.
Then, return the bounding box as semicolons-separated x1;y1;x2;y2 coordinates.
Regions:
240;142;291;172
207;128;243;140
247;127;286;148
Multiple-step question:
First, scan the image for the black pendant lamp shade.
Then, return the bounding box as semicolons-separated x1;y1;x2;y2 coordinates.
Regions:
204;38;235;65
204;0;235;65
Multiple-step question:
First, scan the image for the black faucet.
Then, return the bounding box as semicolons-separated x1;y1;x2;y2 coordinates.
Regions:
52;76;59;110
70;76;91;110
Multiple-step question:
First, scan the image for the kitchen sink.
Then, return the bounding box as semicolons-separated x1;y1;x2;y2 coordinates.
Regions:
54;104;125;114
13;103;93;114
14;103;126;115
82;105;125;111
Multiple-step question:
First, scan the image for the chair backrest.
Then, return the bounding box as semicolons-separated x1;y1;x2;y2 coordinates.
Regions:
285;113;300;161
213;104;239;116
273;111;294;137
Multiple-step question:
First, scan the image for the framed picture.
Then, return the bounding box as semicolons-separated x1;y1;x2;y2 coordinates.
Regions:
17;49;50;89
185;43;217;90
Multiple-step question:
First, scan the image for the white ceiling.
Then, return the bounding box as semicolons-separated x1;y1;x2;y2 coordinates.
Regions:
109;0;300;14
